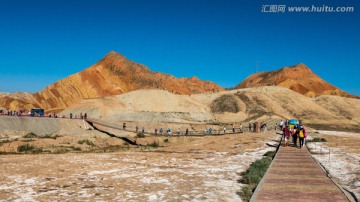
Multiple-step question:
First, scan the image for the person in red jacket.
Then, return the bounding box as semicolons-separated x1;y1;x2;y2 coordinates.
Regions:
283;125;291;147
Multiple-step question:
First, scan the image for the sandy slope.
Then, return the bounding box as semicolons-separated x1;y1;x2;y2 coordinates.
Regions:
0;116;95;136
60;87;360;132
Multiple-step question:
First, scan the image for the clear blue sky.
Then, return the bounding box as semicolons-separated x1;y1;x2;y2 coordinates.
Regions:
0;0;359;95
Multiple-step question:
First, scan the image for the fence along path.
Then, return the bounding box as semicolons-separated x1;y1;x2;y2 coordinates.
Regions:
85;118;245;136
250;145;350;202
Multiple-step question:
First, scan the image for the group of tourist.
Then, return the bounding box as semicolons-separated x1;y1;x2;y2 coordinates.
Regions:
68;112;87;119
117;121;278;136
248;122;268;133
281;120;307;148
124;124;248;136
0;110;26;116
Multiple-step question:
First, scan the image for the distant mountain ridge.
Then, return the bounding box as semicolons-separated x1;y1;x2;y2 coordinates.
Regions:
0;51;223;111
1;54;358;112
235;63;358;98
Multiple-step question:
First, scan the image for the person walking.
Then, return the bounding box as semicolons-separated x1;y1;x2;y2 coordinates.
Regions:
232;124;235;133
209;127;213;134
177;128;181;136
185;128;189;136
223;126;227;134
292;126;298;147
297;126;306;148
303;126;307;145
283;125;290;147
263;124;267;133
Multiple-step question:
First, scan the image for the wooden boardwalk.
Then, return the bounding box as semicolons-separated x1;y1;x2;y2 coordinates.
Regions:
251;145;350;202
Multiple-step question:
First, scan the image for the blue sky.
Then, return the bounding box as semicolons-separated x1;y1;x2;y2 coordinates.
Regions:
0;0;359;95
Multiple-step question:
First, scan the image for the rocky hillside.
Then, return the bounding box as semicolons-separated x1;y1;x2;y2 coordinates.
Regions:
1;52;223;111
235;64;358;98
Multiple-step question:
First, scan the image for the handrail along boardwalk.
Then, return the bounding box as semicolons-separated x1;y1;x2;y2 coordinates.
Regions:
250;145;350;201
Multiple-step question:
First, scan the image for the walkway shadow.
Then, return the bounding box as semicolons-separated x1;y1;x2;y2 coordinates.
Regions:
266;143;278;148
86;120;138;145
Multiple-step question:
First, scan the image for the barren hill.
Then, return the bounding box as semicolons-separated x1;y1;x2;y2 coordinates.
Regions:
235;64;358;98
1;52;223;111
60;87;360;132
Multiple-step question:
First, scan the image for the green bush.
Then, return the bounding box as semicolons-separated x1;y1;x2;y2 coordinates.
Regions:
17;144;35;152
23;132;37;138
238;186;253;202
238;157;272;201
164;138;169;143
263;151;276;158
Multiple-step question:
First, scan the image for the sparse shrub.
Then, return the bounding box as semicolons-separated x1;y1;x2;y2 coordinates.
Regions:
39;134;62;139
308;137;327;142
136;133;145;138
17;144;35;152
17;144;44;154
237;186;253;202
21;139;34;142
147;141;159;148
32;147;43;154
53;147;69;154
263;151;276;158
238;157;272;201
164;138;169;143
73;147;82;151
78;139;95;147
23;132;37;138
0;139;10;145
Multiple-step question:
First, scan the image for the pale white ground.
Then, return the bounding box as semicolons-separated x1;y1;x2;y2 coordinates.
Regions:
307;130;360;200
0;138;278;201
